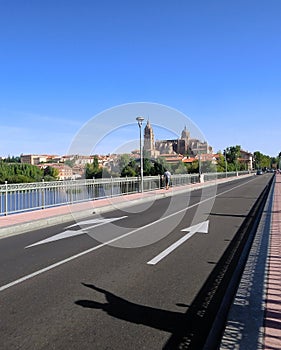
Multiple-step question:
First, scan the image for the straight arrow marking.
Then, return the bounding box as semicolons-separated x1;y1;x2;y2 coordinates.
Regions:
25;216;127;248
147;220;209;265
181;220;209;233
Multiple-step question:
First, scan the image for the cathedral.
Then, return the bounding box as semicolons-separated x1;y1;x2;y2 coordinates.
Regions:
143;121;212;158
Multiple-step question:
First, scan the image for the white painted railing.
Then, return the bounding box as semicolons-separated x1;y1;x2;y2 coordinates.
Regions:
0;172;249;216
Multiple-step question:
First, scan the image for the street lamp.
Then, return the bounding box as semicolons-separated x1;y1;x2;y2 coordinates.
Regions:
224;149;228;178
136;116;145;192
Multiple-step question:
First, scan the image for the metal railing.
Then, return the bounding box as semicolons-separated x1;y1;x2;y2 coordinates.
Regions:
0;171;250;216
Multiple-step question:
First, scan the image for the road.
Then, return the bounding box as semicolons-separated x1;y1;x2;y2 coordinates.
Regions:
0;174;273;349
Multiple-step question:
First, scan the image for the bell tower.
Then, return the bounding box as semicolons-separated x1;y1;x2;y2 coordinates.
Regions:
143;120;156;157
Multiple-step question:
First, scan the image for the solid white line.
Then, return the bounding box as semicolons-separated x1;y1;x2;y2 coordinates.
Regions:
0;177;255;292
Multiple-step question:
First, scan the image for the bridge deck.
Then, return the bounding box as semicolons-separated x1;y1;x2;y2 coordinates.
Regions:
1;174;280;348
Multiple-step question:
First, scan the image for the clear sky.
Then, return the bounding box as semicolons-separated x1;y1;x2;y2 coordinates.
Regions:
0;0;280;157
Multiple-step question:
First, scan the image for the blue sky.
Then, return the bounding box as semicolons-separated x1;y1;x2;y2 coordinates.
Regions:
0;0;280;157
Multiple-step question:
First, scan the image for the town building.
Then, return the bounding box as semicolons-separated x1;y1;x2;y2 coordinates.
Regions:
20;154;60;165
38;163;73;180
239;150;253;170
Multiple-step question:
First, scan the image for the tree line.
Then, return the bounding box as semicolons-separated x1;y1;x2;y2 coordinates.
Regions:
0;161;59;184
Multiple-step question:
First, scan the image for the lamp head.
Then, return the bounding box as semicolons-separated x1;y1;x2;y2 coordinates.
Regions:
136;116;145;127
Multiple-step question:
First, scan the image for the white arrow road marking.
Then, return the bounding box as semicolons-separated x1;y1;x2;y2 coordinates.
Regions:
147;220;209;265
66;218;120;229
25;216;127;248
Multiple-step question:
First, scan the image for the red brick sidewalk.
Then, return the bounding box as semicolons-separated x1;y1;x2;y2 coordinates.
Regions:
263;174;281;348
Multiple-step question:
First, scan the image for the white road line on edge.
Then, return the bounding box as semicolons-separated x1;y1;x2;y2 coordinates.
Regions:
0;177;254;292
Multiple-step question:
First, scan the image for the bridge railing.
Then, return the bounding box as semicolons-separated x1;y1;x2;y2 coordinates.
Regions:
0;171;250;216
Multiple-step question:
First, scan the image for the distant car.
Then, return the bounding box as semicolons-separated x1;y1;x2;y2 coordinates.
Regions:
256;170;263;175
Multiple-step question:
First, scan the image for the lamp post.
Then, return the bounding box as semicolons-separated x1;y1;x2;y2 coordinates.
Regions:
224;149;228;178
136;116;145;192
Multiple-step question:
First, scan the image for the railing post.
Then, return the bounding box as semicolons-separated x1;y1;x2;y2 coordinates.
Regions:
4;181;8;216
92;177;96;200
41;179;45;209
69;180;72;204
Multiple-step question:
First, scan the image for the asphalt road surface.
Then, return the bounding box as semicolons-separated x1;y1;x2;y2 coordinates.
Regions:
0;174;273;349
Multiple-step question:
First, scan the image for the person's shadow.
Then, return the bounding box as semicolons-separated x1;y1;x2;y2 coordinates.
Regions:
75;283;188;335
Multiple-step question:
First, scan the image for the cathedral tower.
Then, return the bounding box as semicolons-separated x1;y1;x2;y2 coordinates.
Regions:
143;120;156;157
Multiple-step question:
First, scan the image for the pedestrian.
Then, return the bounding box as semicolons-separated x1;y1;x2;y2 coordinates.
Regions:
163;170;171;190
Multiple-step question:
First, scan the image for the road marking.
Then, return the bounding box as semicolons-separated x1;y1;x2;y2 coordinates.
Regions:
25;216;127;248
0;178;254;292
147;221;209;265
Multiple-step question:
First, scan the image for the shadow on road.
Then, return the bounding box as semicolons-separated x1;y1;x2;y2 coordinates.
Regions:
75;283;187;335
75;280;223;349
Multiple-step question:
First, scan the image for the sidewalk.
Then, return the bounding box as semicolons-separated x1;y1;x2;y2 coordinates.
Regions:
263;174;281;349
220;173;281;349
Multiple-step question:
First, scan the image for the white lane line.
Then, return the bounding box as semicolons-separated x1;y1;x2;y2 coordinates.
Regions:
0;178;254;292
0;228;142;292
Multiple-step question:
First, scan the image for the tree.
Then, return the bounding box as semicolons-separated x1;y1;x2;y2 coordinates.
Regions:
85;156;100;178
201;160;217;173
225;145;241;170
216;153;227;172
143;158;153;176
253;151;271;170
172;161;187;174
0;162;44;183
152;160;166;175
185;160;199;174
121;165;137;177
43;166;59;181
156;157;172;173
118;154;131;170
3;155;20;163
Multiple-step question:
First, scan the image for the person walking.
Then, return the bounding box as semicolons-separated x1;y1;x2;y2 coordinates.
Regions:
163;170;171;190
